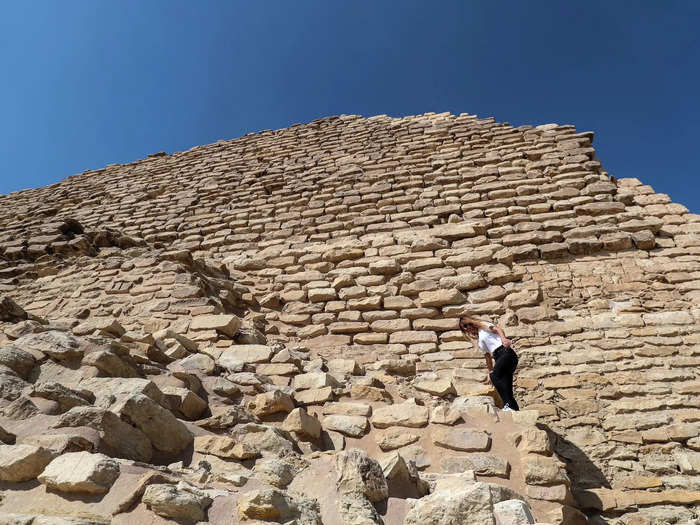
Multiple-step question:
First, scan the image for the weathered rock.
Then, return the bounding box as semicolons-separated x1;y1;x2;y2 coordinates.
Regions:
432;427;491;452
335;448;388;502
38;451;119;494
493;499;535;524
324;414;369;437
283;407;322;439
55;405;153;462
254;457;299;488
237;488;322;523
376;427;420;451
522;455;569;486
0;444;54;481
142;483;212;522
404;482;496;525
0;295;28;322
371;402;429;428
441;454;510;477
14;330;83;361
0;346;36;378
31;381;92;412
250;389;295;417
220;344;273;366
111;394;193;454
190;314;242;337
0;372;29;401
193;435;259;460
162;386;207;419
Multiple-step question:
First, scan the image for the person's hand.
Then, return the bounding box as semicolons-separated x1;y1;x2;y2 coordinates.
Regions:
483;375;491;385
502;338;513;347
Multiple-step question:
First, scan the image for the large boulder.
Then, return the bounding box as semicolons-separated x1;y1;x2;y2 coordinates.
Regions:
38;451;120;494
111;394;192;454
405;483;496;525
0;444;54;482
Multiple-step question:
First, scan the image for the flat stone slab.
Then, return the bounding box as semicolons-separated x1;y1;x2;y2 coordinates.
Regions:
219;345;273;366
440;454;510;477
190;314;242;337
432;427;491;452
371;403;429;429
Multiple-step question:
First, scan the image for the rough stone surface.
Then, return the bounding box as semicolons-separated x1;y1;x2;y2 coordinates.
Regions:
0;112;695;523
142;483;212;522
0;444;54;482
38;451;120;494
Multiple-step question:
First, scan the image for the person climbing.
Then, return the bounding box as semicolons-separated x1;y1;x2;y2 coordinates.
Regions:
459;315;520;411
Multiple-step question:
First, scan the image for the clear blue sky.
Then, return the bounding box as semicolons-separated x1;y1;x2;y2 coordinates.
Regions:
2;2;699;211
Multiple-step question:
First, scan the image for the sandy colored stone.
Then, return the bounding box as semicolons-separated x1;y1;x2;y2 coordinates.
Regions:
324;414;368;437
190;314;242;336
371;402;429;428
251;389;295;417
38;451;120;494
432;427;491;452
0;444;54;482
376;427;420;451
143;483;212;522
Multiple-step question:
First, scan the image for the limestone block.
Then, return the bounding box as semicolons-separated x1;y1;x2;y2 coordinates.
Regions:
294;386;334;405
55;404;152;461
190;314;242;337
111;394;192;454
38;451;119;494
193;435;258;460
219;344;273;366
371;402;429;428
0;444;54;481
493;499;536;525
293;372;340;390
283;408;321;439
143;483;212;522
522;455;569;486
413;373;455;396
323;414;368;437
441;454;510;477
432;427;491;452
404;483;495;525
251;390;295;417
323;402;372;417
335;448;388;502
389;331;438;344
419;288;466;307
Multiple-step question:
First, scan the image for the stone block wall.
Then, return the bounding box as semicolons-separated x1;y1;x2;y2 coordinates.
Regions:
0;111;698;521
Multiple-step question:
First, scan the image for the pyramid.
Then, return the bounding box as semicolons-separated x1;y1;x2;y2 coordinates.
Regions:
0;112;698;524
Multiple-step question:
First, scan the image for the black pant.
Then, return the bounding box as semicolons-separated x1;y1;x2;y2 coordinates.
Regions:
490;346;519;410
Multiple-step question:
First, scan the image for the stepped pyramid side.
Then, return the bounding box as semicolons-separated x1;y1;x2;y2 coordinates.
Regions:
0;111;698;524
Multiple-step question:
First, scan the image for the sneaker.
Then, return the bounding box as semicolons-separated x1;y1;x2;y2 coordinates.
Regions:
502;404;514;412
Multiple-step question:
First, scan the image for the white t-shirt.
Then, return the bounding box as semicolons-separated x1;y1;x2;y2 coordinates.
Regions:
478;328;503;355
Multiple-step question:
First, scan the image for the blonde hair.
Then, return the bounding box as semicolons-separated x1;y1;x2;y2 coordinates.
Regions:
459;315;492;341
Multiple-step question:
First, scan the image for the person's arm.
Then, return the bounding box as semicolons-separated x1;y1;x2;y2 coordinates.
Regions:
483;353;493;384
489;324;512;347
